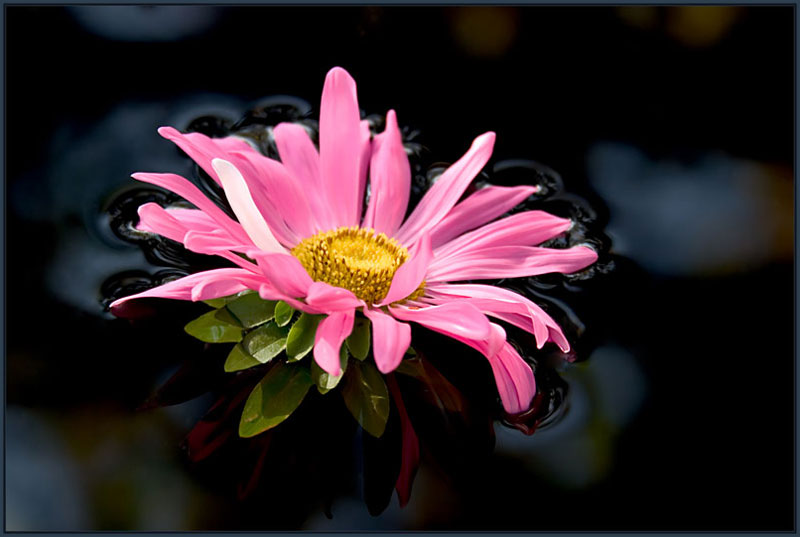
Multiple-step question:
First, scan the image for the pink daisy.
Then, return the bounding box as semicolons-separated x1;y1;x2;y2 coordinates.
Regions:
110;66;597;414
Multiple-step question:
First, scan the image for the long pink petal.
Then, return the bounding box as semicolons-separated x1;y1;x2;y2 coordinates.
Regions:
212;159;286;254
388;302;491;342
273;122;333;232
363;308;411;373
487;342;537;414
380;233;433;305
428;185;537;249
386;374;420;507
434;210;571;260
109;268;264;316
304;281;363;312
356;119;372;225
319;67;362;227
362;110;410;235
136;203;187;242
426;245;598;282
424;283;570;351
157;126;253;185
252;252;314;298
164;208;223;234
228;149;316;240
132;172;252;246
158;127;301;246
395;132;496;246
314;310;355;376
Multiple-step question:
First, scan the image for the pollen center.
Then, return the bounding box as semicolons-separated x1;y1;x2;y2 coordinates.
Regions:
291;226;423;304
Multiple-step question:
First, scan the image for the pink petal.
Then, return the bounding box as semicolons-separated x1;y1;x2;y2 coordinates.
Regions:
424;283;570;351
157;126;253;185
426;245;598;282
487;342;537;414
304;281;363;312
273;122;333;232
388;302;491;342
314;310;355;376
211;159;286;254
132;172;253;246
356;119;372;224
251;252;314;298
109;268;264;316
362;110;410;235
395;132;496;246
319;67;362;227
428;185;537;249
228;149;316;240
434;210;572;260
380;233;433;305
164;208;223;234
136;203;187;242
363;308;411;374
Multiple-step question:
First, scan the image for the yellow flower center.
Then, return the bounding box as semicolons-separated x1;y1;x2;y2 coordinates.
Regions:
291;226;424;304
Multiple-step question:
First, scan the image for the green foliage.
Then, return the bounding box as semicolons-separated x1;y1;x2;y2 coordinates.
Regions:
286;313;323;361
241;322;290;363
202;290;254;309
341;361;390;438
184;310;242;343
224;343;263;373
346;317;371;360
223;293;277;328
239;362;313;437
274;301;295;327
311;345;349;394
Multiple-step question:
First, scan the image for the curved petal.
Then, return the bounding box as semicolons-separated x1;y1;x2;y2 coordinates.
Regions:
395;132;495;246
212;159;286;254
157;126;253;185
273;122;333;232
319;67;362;227
362;110;410;235
388;302;491;342
424;283;570;351
363;308;411;373
252;252;314;298
132;172;252;246
434;210;572;260
136;203;187;242
488;342;536;414
164;208;224;234
314;309;355;376
109;268;264;316
305;281;363;312
426;245;598;282
386;374;420;507
381;233;433;305
428;185;537;249
356;119;372;224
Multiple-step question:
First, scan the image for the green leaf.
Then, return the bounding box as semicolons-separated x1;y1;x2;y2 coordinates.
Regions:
341;361;390;438
203;290;255;309
405;346;417;356
224;293;277;328
214;306;241;327
286;313;323;361
242;322;290;363
239;362;313;437
184;310;242;343
312;345;349;394
274;301;295;327
224;343;263;372
346;317;371;360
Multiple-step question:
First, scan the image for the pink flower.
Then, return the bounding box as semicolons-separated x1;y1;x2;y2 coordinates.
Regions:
111;67;597;414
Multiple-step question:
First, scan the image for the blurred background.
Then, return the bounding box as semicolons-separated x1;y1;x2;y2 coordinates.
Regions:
6;5;794;531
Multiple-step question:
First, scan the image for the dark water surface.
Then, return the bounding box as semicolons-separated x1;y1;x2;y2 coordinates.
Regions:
6;6;794;531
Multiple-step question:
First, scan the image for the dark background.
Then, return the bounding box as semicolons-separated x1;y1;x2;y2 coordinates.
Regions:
5;6;794;531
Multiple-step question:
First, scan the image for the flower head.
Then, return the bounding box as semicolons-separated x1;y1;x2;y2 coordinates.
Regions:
111;67;597;414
